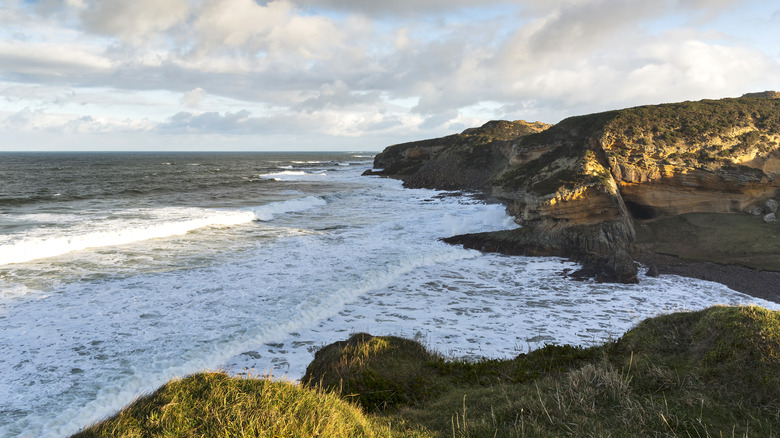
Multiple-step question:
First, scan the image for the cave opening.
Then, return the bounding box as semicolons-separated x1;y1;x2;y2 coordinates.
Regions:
624;200;657;220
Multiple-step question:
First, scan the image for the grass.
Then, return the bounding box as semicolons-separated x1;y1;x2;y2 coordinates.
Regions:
634;212;780;271
71;307;780;437
71;372;427;437
304;306;780;437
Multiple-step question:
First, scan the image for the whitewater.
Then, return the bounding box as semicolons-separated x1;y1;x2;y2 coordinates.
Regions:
0;152;774;437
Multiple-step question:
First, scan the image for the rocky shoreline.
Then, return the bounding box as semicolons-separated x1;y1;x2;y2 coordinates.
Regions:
635;250;780;303
442;228;780;303
369;94;780;295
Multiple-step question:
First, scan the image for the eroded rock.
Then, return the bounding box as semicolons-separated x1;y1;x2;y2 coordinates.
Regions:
371;96;780;285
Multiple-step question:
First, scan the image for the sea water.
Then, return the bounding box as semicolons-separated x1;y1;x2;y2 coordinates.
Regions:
0;152;774;437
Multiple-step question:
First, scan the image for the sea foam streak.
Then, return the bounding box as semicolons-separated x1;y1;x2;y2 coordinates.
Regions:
0;197;327;265
0;210;255;265
250;196;327;221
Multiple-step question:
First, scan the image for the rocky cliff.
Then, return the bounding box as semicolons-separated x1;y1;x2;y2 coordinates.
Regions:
367;120;551;191
369;95;780;284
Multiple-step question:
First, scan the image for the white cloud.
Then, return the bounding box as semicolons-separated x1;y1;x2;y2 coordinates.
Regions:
1;106;155;134
193;0;345;59
180;87;207;108
0;40;113;78
78;0;189;44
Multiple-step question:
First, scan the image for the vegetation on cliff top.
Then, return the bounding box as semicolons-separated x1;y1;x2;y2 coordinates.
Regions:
372;120;550;180
74;306;780;437
494;96;780;194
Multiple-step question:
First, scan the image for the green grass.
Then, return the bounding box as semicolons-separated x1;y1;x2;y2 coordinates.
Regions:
306;306;780;437
634;212;780;271
73;306;780;437
71;372;427;437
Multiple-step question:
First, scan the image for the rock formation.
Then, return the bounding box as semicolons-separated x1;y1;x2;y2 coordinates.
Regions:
367;120;551;191
369;95;780;284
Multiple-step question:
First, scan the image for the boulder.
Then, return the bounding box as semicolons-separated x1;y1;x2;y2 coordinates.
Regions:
766;199;779;214
764;213;777;223
646;263;660;277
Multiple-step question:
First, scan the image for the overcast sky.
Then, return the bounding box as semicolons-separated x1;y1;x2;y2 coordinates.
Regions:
0;0;778;151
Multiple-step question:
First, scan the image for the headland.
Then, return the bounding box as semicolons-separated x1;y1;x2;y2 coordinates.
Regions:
367;93;780;300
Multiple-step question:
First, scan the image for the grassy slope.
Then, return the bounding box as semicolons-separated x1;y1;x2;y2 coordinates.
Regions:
71;373;427;438
306;306;780;437
635;212;780;272
74;306;780;437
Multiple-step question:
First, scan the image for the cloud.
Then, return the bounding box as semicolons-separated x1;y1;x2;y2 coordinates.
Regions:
180;87;206;108
295;80;381;111
1;0;778;151
193;0;346;58
289;0;509;16
161;110;256;134
78;0;190;43
0;40;113;81
1;106;154;134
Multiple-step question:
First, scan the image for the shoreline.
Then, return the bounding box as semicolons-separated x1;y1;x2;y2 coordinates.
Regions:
635;250;780;304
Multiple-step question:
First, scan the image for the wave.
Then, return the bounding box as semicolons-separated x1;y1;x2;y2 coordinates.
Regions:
0;197;327;265
260;170;307;178
250;196;327;221
441;204;519;236
259;170;327;181
0;210;258;266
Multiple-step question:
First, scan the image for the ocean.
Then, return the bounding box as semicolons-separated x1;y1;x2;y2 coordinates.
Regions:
0;152;773;437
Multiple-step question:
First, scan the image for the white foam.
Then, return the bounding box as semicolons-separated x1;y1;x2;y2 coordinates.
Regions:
250;196;327;221
224;255;778;380
262;170;306;177
441;203;519;235
260;170;327;181
0;209;257;265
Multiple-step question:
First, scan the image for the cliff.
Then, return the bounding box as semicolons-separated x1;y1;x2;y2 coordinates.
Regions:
369;95;780;283
367;120;551;191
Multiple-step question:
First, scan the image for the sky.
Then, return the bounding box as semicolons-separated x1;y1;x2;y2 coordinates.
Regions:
0;0;778;151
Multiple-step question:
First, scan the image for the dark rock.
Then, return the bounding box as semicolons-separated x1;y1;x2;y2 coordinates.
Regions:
646;263;659;277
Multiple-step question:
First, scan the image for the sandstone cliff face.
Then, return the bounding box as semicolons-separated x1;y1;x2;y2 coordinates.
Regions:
371;96;780;284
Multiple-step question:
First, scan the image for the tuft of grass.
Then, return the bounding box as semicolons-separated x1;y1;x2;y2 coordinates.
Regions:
302;333;444;411
71;371;427;437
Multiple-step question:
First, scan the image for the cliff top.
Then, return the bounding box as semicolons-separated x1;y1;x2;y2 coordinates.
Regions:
742;90;780;99
460;119;552;140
